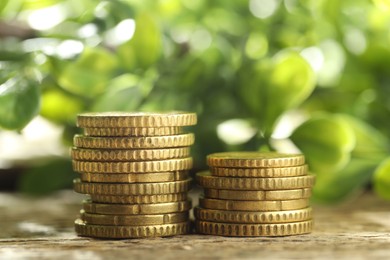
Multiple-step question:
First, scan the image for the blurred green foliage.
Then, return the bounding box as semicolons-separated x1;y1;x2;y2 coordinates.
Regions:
0;0;390;202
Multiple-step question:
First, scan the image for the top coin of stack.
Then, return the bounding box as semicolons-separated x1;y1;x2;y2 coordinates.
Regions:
195;151;315;237
71;111;197;239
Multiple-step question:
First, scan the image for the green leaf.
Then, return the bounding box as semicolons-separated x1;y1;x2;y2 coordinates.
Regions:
40;89;84;124
373;157;390;200
117;13;161;70
92;74;143;112
0;0;8;14
22;0;64;9
18;158;77;195
313;158;378;203
0;76;40;130
58;47;118;98
239;51;316;136
290;114;355;173
340;115;389;159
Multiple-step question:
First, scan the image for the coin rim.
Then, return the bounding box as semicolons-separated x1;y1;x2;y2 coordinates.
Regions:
193;206;312;223
196;171;315;190
195;220;313;237
207;152;305;168
199;197;310;211
73;178;192;195
203;188;312;201
89;193;188;204
82;199;192;215
76;112;197;128
71;147;191;161
75;219;191;238
72;158;193;173
79;171;189;183
73;133;195;149
210;165;308;178
81;211;189;226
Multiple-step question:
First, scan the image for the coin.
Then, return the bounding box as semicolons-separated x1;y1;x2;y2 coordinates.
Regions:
76;112;197;128
90;193;188;204
75;219;190;238
207;152;305;168
195;220;312;237
211;165;308;178
83;126;183;137
74;178;191;195
199;198;309;211
83;200;192;215
196;172;315;190
80;171;189;183
73;133;194;149
204;188;312;201
72;158;193;173
81;211;189;226
71;147;191;161
194;207;312;223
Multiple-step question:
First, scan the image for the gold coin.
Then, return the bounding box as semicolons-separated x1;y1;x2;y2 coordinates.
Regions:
90;193;188;204
73;133;194;149
83;200;192;215
84;126;183;137
81;211;189;226
80;171;188;183
71;147;191;161
194;207;312;223
75;219;190;238
207;152;305;168
73;178;191;195
204;188;312;201
211;165;308;178
72;158;193;173
195;220;312;237
199;198;309;211
76;112;197;128
196;172;315;190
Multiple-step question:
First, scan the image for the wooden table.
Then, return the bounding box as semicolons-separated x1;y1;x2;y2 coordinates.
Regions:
1;190;390;259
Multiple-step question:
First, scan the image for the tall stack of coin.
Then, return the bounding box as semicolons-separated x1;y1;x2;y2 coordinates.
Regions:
71;112;197;238
194;152;315;237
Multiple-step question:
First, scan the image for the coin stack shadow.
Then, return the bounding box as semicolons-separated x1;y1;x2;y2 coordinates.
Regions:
194;152;315;237
71;112;197;238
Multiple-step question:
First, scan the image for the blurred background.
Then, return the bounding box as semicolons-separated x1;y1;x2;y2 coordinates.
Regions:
0;0;389;203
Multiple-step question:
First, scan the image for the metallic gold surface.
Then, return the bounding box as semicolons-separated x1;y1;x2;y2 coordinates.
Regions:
73;178;191;195
83;200;192;215
77;112;197;128
73;158;193;173
90;193;188;204
203;188;312;201
193;207;312;223
195;220;313;237
80;171;188;183
73;134;194;149
71;147;191;161
199;198;309;211
75;219;190;238
207;152;305;168
81;211;189;226
83;126;183;137
211;165;308;178
196;172;315;190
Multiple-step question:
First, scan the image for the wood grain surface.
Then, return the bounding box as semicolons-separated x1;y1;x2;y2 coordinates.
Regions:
1;190;390;259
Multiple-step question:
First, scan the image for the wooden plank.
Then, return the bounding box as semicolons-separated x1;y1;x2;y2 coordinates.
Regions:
0;190;390;259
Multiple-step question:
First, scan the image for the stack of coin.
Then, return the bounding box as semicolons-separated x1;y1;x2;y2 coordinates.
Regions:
71;112;197;238
194;151;315;237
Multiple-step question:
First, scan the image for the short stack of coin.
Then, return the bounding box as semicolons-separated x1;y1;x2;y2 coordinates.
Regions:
71;112;197;238
194;151;315;237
